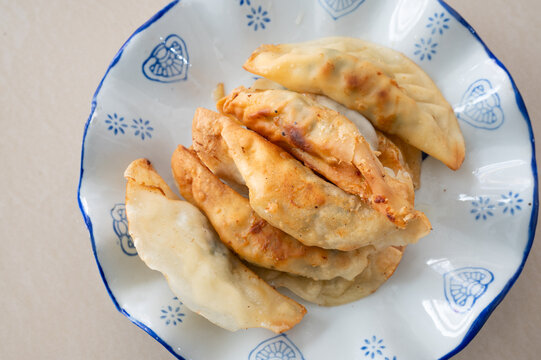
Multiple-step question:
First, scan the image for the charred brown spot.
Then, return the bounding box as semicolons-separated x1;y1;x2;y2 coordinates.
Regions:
247;108;273;120
320;61;335;76
345;73;369;91
248;218;267;235
378;89;389;101
285;125;311;152
390;79;400;88
377;71;382;75
374;195;387;204
386;213;396;222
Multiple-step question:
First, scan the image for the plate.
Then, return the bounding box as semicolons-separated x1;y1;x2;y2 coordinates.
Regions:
77;0;538;359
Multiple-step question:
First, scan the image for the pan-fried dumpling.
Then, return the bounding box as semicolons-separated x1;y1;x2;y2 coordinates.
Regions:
124;159;306;333
243;40;465;170
192;109;431;251
252;246;404;306
192;108;245;186
219;86;415;226
171;145;374;280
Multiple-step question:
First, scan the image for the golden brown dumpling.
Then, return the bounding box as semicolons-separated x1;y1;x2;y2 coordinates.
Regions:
219;86;415;226
192;109;431;251
243;40;465;170
124;159;306;333
171;145;374;281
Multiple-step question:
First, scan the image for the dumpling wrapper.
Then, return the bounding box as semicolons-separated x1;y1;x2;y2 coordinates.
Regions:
124;159;306;333
219;86;415;226
171;145;374;280
380;132;422;190
243;39;465;170
192;109;431;251
251;246;404;306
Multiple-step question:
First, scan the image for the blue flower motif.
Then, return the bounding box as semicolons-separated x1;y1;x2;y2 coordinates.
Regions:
247;6;270;31
385;357;397;360
240;0;251;6
105;113;128;135
414;37;438;61
426;12;450;35
160;297;185;326
470;196;495;221
361;336;385;359
498;191;523;215
131;118;153;140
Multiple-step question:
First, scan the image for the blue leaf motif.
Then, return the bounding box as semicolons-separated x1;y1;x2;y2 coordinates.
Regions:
444;267;494;313
142;34;189;83
248;334;304;360
319;0;366;20
110;203;137;256
457;79;504;130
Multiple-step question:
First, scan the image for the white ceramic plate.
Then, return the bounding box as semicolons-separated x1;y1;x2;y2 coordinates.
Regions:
77;1;538;359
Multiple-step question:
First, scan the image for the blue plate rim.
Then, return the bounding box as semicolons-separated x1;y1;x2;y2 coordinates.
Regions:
76;1;539;359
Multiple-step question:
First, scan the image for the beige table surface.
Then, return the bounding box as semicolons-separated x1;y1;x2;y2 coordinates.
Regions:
1;1;540;359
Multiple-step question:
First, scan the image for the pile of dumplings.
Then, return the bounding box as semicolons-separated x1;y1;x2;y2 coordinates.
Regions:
124;37;465;333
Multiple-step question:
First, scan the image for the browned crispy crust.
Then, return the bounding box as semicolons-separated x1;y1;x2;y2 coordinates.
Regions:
192;108;431;251
219;87;415;227
192;108;245;186
171;145;374;280
124;158;178;200
243;43;465;170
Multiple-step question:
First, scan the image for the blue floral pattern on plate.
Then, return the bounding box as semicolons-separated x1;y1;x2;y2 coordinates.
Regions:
470;196;495;221
131;118;154;140
414;37;438;61
444;267;494;313
105;113;128;135
246;6;270;31
248;334;304;360
360;336;397;360
160;297;185;326
498;192;523;215
413;10;452;61
458;79;504;130
319;0;366;20
361;336;385;359
142;34;189;83
110;203;137;256
426;12;450;35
